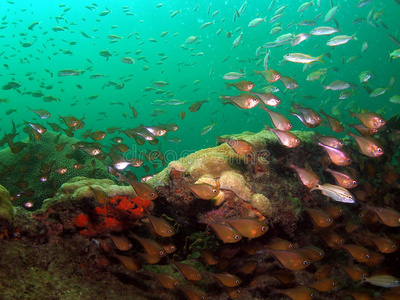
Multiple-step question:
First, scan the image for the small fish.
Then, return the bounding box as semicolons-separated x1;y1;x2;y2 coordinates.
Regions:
183;182;220;200
189;99;208;112
89;185;109;204
297;245;325;261
324;6;339;22
217;137;255;156
347;131;384;157
310;26;339;36
290;164;321;188
311;183;355;203
325;168;358;189
265;125;300;148
318;143;352;166
128;180;158;201
327;34;357;46
362;275;400;288
307;278;338;292
142;215;174;237
252;92;281;106
269;287;315;300
215;218;268;240
201;122;217;135
168;260;203;281
305;208;333;229
254;69;281;82
129;232;165;257
323;80;350;90
320;109;344;133
223;71;245;80
58;69;82;76
121;57;135;64
338;244;371;262
349;111;386;129
220;94;259;109
363;204;400;227
113;254;141;271
248;17;266;27
206;272;242;287
284;53;324;64
260;105;292;131
202;220;242;243
262;248;311;270
142;270;180;289
109;234;133;251
225;80;254;91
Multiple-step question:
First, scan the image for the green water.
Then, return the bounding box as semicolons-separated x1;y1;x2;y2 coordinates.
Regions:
0;0;399;178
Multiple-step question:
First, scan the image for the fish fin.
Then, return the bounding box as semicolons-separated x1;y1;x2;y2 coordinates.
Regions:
316;54;324;64
309;184;320;192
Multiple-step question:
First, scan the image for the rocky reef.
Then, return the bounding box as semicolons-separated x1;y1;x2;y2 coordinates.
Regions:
1;128;400;300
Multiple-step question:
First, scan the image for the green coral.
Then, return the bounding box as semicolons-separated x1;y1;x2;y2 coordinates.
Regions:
0;184;13;224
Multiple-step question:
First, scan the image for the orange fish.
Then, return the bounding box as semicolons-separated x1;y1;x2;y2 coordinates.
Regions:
263;248;311;270
197;249;219;266
307;278;338;292
347;131;384;157
297;245;325;261
290;164;321;188
220;93;260;109
264;238;294;250
292;102;322;128
225;80;255;91
136;253;161;264
305;208;333;228
129;232;166;258
367;236;398;253
363;250;385;267
189;99;208;112
109;234;133;251
260;104;292;131
320;109;344;133
59;115;79;127
236;260;258;274
338;244;371;263
325;168;358;189
323;205;344;219
314;264;333;280
202;220;242;243
254;69;281;82
169;260;203;281
364;204;400;227
252;92;281;106
336;263;367;281
350;111;386;129
318;143;352;166
89;130;106;141
128;180;158;201
142;215;175;237
269;287;315;300
159;241;177;254
206;272;242;287
113;254;141;271
265;125;300;148
142;270;180;289
216;218;268;240
271;269;296;284
177;285;207;300
349;123;378;136
217;137;255;156
315;134;344;149
183;183;220;200
319;229;345;248
89;185;109;204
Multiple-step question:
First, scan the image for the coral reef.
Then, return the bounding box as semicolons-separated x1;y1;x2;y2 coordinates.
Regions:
1;128;399;300
0;184;13;228
0;131;114;210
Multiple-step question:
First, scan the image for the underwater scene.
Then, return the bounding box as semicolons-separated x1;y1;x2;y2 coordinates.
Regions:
1;0;400;299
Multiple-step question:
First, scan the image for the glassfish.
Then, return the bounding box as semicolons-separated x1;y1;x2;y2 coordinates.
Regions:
269;287;315;300
262;248;311;270
349;111;386;129
347;132;384;158
325;168;358;189
129;232;166;257
254;69;281;82
220;93;260;109
206;272;241;287
304;208;333;227
217;137;255;156
225;80;254;91
215;218;268;240
182;182;220;200
202;220;242;243
141;215;174;237
318;143;352;166
265;125;300;148
128;180;158;201
260;104;292;131
290;164;321;188
363;204;400;227
168;260;203;281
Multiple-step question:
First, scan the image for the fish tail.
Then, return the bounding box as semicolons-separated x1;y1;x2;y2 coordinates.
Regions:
216;136;226;144
263;124;272;131
316;54;324;64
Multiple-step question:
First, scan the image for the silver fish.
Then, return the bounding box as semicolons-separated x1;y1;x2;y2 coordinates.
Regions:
311;183;355;203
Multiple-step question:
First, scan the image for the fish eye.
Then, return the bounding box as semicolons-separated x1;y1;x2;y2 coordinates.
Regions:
380;119;385;123
364;254;370;259
303;260;309;265
261;226;267;231
317;180;322;184
174;281;179;286
296;139;300;143
332;282;337;286
318;252;323;257
212;189;218;194
234;235;240;240
347;159;351;162
353;181;357;185
310;292;315;297
288;124;293;128
326;218;332;223
359;212;364;218
200;297;206;300
235;279;240;284
150;192;156;197
339;239;345;243
288;244;293;249
159;250;165;256
196;274;202;278
170;246;176;251
379;256;385;261
362;273;367;277
167;230;173;234
392;245;397;249
377;148;383;152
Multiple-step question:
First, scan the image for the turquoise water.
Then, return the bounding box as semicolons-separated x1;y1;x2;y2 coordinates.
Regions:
0;0;399;181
